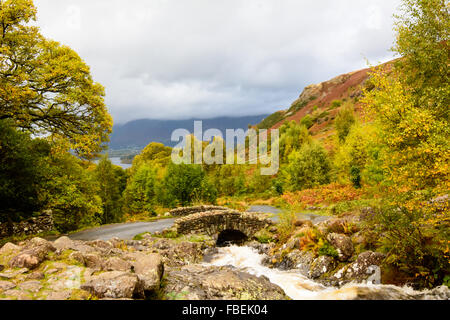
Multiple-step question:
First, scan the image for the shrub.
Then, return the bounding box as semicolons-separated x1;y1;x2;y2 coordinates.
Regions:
334;105;356;143
300;115;314;129
254;229;275;244
330;100;343;109
371;193;450;288
298;228;338;258
277;210;296;243
318;240;339;258
283;141;331;191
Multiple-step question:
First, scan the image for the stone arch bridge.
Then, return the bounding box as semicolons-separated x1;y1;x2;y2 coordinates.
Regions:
174;210;273;246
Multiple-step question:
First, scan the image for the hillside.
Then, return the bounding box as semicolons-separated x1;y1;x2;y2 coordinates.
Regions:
257;62;394;143
109;115;269;150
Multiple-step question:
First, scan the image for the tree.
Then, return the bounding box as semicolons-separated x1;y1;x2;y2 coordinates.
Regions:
279;121;311;163
393;0;449;119
334;104;356;143
131;142;172;172
282;141;331;191
360;0;449;287
123;164;158;214
248;165;274;195
160;163;217;207
211;165;247;196
43;153;103;232
333;123;385;186
0;120;50;223
362;0;449;190
0;0;112;158
94;156;124;224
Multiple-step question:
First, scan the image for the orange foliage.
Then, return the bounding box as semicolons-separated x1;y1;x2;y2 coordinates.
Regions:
281;183;366;207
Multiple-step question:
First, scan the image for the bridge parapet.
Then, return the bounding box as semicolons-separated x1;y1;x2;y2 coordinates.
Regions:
169;205;229;217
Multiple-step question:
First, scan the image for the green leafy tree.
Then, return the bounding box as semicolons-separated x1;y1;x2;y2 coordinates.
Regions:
211;165;247;196
0;120;50;223
360;0;450;287
350;166;362;189
113;165;128;195
123;164;158;214
94;156;124;224
43;154;103;232
282;141;331;191
333;123;385;186
279;121;311;163
393;0;449;118
160;163;217;207
131;142;172;172
248;165;274;195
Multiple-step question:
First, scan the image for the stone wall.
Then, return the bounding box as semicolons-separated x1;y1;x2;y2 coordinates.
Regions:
0;211;54;238
169;205;229;217
174;210;273;238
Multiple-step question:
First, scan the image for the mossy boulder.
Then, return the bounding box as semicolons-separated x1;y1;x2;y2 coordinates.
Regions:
163;264;288;300
326;233;354;262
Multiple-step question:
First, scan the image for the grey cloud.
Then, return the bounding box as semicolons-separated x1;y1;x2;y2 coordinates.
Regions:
33;0;402;124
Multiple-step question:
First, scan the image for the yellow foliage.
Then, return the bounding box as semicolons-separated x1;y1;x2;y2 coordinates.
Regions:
0;0;112;158
362;67;449;191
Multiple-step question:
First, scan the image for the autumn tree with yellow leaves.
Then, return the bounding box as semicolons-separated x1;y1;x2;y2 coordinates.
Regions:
0;0;112;158
362;0;449;287
363;0;449;191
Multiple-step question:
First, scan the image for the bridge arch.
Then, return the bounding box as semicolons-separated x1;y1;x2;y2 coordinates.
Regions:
174;210;272;245
216;229;248;247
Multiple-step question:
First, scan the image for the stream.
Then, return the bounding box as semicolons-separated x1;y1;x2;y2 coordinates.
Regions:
203;245;450;300
203;205;449;300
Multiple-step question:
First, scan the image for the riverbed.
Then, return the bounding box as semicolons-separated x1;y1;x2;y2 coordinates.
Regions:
204;245;450;300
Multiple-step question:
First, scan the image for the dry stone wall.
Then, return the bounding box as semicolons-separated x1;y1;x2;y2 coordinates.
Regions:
0;211;54;238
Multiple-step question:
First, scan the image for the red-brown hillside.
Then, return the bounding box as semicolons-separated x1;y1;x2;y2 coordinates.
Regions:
257;61;395;144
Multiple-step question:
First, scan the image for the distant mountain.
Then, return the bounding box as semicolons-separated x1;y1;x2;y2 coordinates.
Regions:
109;115;269;150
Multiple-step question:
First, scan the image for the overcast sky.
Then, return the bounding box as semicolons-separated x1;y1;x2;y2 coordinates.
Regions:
33;0;402;124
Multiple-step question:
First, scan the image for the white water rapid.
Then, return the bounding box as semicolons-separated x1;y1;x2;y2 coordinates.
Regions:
204;246;450;300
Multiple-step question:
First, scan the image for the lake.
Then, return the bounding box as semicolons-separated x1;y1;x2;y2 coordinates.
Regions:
110;157;132;169
94;157;132;170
